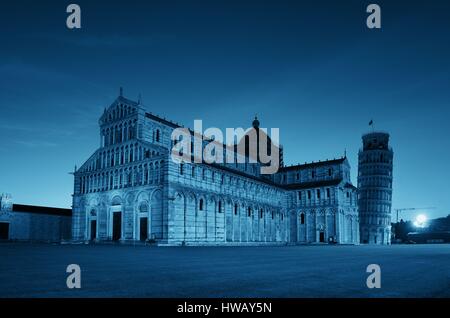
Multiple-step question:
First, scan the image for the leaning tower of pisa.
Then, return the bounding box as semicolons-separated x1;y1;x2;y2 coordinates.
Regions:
358;132;394;244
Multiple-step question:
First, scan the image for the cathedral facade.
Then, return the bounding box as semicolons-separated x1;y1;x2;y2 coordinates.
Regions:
72;93;359;245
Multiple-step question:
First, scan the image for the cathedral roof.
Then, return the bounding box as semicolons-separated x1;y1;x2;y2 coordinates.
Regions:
279;157;347;171
283;178;343;190
145;112;180;128
12;204;72;217
208;163;282;187
344;182;357;190
115;95;139;106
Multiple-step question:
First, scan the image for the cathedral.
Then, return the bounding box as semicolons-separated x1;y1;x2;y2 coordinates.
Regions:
72;92;359;245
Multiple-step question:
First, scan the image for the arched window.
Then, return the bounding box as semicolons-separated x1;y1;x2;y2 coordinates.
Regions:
300;213;305;225
218;201;222;213
199;199;204;211
128;124;133;139
139;203;148;213
156;129;160;142
234;203;238;215
248;207;252;217
260;209;263;219
127;171;132;185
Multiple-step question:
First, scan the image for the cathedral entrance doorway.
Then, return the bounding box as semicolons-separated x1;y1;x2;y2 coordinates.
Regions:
0;222;9;240
319;231;325;243
112;212;122;241
90;220;97;240
140;217;148;241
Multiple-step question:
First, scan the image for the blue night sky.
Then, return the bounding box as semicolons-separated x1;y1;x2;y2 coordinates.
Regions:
0;0;449;220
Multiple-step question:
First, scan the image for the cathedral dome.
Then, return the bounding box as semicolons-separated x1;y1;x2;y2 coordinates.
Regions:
235;116;282;165
252;116;260;129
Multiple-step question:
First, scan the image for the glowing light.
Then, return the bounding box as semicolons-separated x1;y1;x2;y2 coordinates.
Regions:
413;214;428;228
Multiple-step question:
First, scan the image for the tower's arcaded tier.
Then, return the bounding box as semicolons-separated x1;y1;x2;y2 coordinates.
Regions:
358;132;393;244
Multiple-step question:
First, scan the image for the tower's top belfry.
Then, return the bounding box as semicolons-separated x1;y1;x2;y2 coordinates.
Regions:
361;132;390;151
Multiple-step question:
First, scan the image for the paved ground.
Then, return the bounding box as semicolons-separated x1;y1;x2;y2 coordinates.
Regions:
0;243;449;298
